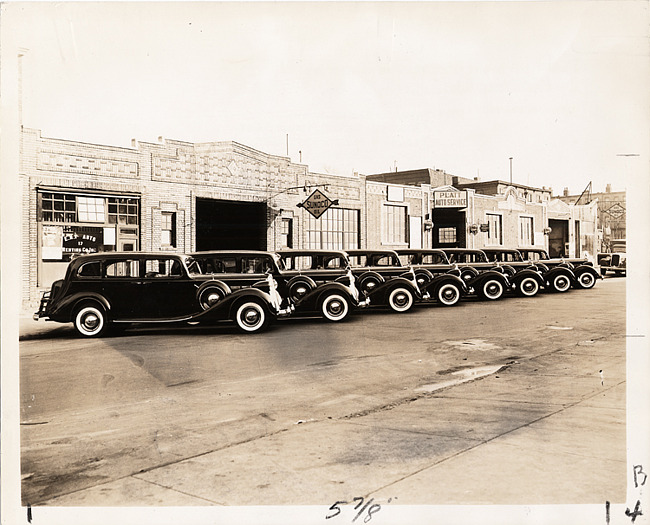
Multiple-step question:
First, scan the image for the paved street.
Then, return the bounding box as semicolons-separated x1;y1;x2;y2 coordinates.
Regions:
19;277;626;509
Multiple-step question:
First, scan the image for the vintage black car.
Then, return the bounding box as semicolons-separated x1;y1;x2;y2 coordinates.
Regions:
518;248;601;289
440;248;512;300
479;248;547;297
396;249;467;306
34;252;292;336
275;249;368;322
345;249;422;313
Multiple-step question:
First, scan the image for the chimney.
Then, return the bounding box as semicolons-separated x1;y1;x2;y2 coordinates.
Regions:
606;184;611;193
131;139;137;148
563;187;569;197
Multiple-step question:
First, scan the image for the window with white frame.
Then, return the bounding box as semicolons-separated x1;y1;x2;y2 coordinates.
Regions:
77;196;106;222
382;204;407;244
161;212;176;247
486;213;502;245
519;216;534;246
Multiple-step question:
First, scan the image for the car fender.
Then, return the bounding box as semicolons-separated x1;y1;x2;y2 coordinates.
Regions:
51;292;112;321
573;264;602;279
544;266;576;285
368;276;421;303
295;281;357;311
423;273;468;294
190;287;275;322
511;268;545;287
468;270;510;288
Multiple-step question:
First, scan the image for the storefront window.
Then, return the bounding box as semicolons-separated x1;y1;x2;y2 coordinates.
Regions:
108;198;139;225
41;193;76;222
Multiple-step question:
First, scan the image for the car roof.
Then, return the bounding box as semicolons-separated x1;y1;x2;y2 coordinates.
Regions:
396;249;447;254
346;249;399;255
441;248;485;253
190;250;276;256
276;249;349;257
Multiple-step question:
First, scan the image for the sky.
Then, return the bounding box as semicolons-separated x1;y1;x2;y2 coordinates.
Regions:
3;1;649;195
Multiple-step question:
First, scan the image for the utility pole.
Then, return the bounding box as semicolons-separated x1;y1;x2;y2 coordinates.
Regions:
509;157;513;184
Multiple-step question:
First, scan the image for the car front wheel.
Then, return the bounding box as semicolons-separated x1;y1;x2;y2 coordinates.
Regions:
576;271;596;289
437;283;461;306
234;301;268;333
320;293;350;322
551;274;572;293
481;279;504;300
517;277;540;297
74;304;108;337
388;287;414;313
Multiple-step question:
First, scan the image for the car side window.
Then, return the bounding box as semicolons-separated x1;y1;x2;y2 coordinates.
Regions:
105;260;140;278
348;255;367;268
143;259;183;278
294;256;313;270
77;261;101;278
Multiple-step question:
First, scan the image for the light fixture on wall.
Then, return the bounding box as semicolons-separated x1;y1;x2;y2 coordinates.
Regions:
469;224;479;235
543;227;552;235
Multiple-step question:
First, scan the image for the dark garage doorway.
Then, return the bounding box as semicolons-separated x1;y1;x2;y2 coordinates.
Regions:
431;208;466;248
196;198;267;251
548;219;569;257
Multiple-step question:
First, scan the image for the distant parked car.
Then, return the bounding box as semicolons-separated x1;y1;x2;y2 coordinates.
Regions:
34;251;292;336
597;252;627;277
518;248;602;289
275;249;367;322
345;249;422;313
440;248;512;300
396;249;467;306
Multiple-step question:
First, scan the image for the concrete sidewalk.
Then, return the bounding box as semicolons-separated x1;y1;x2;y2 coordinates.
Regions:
44;335;626;507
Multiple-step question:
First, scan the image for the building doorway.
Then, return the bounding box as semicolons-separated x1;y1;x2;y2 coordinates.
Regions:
195;198;267;251
548;219;569;257
431;208;466;248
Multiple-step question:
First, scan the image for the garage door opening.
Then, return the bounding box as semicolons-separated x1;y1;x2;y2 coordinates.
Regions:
432;208;466;248
196;198;267;251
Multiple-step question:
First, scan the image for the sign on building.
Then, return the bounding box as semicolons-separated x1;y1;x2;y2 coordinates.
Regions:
434;190;468;208
297;189;338;219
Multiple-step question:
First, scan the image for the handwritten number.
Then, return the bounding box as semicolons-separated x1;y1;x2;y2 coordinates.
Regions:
326;501;347;520
625;500;643;524
364;504;381;523
352;498;372;522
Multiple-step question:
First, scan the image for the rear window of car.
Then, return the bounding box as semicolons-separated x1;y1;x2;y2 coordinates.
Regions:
323;256;346;269
77;261;102;278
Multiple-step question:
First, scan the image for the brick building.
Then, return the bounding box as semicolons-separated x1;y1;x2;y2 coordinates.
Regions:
19;127;599;308
20;128;365;307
